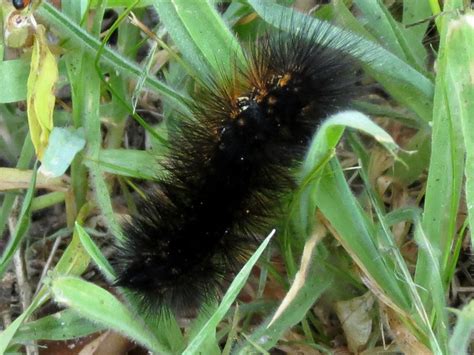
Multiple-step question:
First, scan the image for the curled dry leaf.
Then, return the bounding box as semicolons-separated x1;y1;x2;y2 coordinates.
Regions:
335;292;375;353
27;24;58;159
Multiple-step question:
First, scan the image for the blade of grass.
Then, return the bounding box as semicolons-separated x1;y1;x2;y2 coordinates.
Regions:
415;1;466;303
295;110;400;236
84;149;162;180
13;309;106;344
330;0;432;125
75;223;115;282
447;13;474;247
93;1;171;146
184;231;274;355
73;2;124;241
53;204;92;276
31;191;65;212
449;301;474;355
316;159;410;312
50;276;169;353
240;226;332;352
37;2;190;111
89;0;154;7
358;161;443;352
353;0;427;72
402;0;432;44
153;0;245;79
0;203;93;352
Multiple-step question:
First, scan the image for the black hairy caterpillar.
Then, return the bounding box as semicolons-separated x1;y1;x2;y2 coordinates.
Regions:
113;20;358;314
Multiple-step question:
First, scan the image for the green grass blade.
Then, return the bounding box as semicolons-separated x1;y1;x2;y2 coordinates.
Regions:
53;225;90;277
303;111;399;177
413;222;447;352
85;149;162;180
416;4;466;300
358;164;443;352
318;160;410;310
184;231;274;355
89;0;154;7
447;13;474;247
37;2;190;111
402;1;432;45
13;309;106;343
353;0;427;71
449;301;474;355
153;0;245;79
295;110;400;235
240;228;333;352
78;40;124;240
50;276;169;353
76;223;115;282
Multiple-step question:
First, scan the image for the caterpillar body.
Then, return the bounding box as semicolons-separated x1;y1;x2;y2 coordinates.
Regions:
113;21;357;314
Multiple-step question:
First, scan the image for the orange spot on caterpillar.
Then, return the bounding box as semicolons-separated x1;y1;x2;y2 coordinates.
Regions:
278;73;292;87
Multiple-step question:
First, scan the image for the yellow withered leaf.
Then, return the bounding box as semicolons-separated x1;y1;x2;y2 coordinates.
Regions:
27;24;58;159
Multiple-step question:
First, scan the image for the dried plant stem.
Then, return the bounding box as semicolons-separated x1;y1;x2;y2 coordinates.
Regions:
8;198;38;355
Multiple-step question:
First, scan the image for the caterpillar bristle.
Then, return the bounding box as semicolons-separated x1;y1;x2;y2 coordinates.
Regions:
113;19;359;315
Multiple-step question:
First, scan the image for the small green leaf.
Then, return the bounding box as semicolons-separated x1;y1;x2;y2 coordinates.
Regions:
76;223;115;282
54;222;90;277
40;127;86;178
13;309;106;343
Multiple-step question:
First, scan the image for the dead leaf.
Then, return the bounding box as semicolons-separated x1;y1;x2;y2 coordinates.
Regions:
27;24;58;159
335;292;375;353
268;224;326;327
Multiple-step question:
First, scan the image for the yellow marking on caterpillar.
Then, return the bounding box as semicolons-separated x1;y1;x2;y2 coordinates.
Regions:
278;73;292;87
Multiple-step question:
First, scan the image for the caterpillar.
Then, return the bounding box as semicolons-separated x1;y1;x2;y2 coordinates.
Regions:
112;19;358;315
